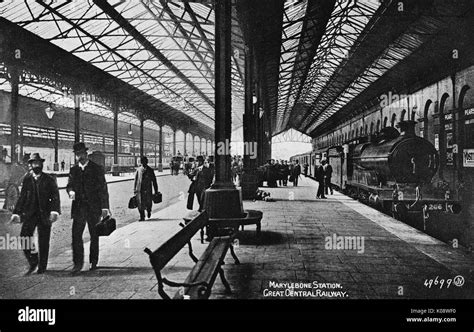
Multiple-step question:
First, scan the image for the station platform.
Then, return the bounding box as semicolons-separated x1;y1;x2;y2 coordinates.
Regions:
0;176;473;300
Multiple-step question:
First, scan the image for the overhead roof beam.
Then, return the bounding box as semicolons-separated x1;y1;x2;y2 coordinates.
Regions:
278;0;337;132
93;0;215;109
157;0;215;83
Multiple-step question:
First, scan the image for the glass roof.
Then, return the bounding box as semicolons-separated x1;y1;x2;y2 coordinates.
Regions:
0;0;245;132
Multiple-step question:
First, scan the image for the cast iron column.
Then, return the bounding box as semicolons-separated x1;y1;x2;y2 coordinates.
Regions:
183;132;187;156
158;125;163;171
140;117;144;158
172;130;176;156
74;94;80;143
212;0;233;188
204;0;244;221
9;66;19;164
113;101;119;165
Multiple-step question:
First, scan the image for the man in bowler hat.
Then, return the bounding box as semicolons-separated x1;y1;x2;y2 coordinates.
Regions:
67;142;110;274
10;153;60;275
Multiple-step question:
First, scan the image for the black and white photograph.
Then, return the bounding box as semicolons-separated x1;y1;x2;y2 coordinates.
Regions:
0;0;474;328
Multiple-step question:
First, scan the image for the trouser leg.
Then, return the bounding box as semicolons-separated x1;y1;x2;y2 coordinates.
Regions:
87;214;100;265
37;222;52;270
20;218;38;267
72;213;87;267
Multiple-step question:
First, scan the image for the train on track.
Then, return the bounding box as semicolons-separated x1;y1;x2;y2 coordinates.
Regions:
291;120;463;242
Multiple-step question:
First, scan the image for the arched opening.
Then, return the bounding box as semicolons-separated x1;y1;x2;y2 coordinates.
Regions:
185;133;194;156
370;122;374;135
194;136;201;155
422;100;432;139
175;130;185;156
376;119;381;133
200;138;205;155
391;114;397;127
459;85;473;150
383;116;388;128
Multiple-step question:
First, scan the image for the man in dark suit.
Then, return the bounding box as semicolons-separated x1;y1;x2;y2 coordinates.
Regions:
10;153;60;275
316;160;327;199
134;156;158;221
67;142;110;274
187;156;213;211
292;160;301;186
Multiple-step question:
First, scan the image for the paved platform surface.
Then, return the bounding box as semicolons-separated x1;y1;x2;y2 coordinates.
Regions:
1;176;473;299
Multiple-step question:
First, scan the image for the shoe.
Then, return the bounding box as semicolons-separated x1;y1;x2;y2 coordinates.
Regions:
71;265;82;275
139;218;145;221
37;268;46;274
321;196;327;199
89;263;97;271
147;211;151;218
24;264;38;276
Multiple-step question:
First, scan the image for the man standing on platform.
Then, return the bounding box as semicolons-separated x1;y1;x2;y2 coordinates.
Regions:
316;160;327;199
291;160;301;186
134;156;158;221
10;153;60;275
323;159;334;195
67;142;110;274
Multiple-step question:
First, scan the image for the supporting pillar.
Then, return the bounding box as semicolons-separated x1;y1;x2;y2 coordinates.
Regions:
53;129;59;171
183;132;187;156
158;125;163;172
241;47;258;199
172;130;176;156
74;94;80;143
112;101;119;175
9;66;19;164
204;0;244;222
19;124;24;163
140;117;144;158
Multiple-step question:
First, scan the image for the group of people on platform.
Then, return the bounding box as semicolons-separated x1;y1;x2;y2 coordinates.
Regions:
258;158;334;199
10;142;111;276
9;139;333;276
258;159;303;187
314;159;333;199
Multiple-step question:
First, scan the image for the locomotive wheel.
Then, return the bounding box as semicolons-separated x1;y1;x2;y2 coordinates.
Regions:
3;184;19;212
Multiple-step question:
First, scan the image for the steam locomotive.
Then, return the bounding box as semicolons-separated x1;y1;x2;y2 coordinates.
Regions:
292;121;462;228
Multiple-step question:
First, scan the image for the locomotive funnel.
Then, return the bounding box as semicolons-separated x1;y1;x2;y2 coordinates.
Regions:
397;120;416;136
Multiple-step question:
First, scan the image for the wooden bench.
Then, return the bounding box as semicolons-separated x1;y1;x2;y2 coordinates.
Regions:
144;210;240;299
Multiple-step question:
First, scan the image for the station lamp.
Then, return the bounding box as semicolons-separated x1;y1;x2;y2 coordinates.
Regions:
128;124;133;135
45;103;56;120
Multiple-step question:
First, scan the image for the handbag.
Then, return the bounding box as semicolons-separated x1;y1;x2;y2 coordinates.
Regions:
96;216;116;236
128;196;137;209
153;192;162;204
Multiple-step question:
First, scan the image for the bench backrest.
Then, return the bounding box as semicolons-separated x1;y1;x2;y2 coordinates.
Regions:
148;210;208;271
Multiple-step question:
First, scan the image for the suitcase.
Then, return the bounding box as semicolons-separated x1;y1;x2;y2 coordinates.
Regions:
96;216;116;236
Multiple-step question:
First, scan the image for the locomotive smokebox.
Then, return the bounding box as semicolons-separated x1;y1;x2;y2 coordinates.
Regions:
397;120;416;136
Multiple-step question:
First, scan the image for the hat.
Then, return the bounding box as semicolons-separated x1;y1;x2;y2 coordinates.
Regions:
73;142;88;153
196;155;204;162
28;153;45;163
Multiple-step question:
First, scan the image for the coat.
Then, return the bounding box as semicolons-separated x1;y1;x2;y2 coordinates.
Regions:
292;164;301;176
13;172;60;224
134;165;158;211
66;161;109;219
315;165;325;182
